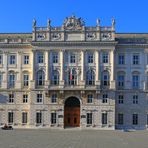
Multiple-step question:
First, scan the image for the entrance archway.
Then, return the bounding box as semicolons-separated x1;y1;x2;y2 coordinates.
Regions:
64;97;80;128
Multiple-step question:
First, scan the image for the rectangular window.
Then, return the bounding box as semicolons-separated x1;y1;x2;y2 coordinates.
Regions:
118;54;125;65
133;54;139;65
51;94;57;103
118;75;124;88
37;94;43;103
102;53;108;63
9;55;16;65
133;95;138;104
88;53;94;63
70;54;76;63
0;55;3;64
37;52;44;64
118;113;124;125
36;112;42;124
102;94;108;103
24;55;29;64
102;113;107;125
87;113;92;125
23;74;29;87
51;112;57;124
22;112;27;124
23;94;28;103
87;94;93;103
9;94;14;103
8;112;13;124
9;74;15;88
132;75;139;88
118;95;124;104
52;52;58;63
133;114;138;125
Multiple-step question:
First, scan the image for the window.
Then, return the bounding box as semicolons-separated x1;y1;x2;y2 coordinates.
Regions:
52;52;58;63
23;94;28;103
36;70;45;86
68;69;77;85
133;114;138;125
102;113;107;125
51;94;57;103
118;113;124;125
8;112;13;124
9;55;16;65
87;94;93;103
133;95;138;104
51;112;57;124
9;94;14;103
102;53;108;63
86;70;95;85
102;71;110;86
22;112;27;124
88;53;94;63
132;75;139;88
0;55;3;64
52;70;59;85
102;94;108;103
24;55;29;64
0;73;2;87
36;112;42;124
118;54;125;65
37;94;43;103
133;54;139;65
118;75;124;88
8;72;15;88
87;113;92;125
70;53;76;63
23;74;29;87
118;95;124;104
37;52;44;64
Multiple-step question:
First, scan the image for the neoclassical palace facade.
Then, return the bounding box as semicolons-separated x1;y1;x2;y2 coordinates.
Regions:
0;15;148;130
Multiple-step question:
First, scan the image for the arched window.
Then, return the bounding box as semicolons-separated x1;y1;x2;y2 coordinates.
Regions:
102;71;110;86
68;69;77;85
132;71;140;89
8;71;15;88
52;70;59;85
36;70;45;86
23;72;29;87
86;69;95;85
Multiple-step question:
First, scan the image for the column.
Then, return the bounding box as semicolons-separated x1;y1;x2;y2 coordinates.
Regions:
30;50;35;89
95;50;100;86
81;50;85;85
60;50;64;86
45;51;50;87
110;50;115;89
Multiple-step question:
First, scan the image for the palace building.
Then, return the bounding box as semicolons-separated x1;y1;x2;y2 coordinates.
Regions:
0;15;148;130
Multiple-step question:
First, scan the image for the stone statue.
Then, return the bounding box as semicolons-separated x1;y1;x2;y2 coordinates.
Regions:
112;18;115;27
33;19;36;27
96;18;100;26
47;19;51;27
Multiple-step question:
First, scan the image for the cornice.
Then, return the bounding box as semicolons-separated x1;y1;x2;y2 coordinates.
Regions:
116;43;148;48
0;43;32;48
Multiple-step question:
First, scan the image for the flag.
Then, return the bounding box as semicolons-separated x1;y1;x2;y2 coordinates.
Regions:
70;68;72;80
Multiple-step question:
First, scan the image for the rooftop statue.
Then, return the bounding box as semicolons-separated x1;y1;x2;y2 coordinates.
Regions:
32;19;36;27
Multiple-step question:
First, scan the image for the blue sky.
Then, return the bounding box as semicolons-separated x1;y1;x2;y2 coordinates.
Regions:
0;0;147;33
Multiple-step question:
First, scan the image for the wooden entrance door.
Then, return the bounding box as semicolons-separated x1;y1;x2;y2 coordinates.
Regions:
64;107;80;127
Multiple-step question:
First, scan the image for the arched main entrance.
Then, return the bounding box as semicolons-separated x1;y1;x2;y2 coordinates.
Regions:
64;97;80;128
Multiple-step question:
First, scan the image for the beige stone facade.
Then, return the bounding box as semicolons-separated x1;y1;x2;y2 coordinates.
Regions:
0;16;147;129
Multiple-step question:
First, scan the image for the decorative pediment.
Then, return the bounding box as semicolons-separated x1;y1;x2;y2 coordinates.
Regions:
63;15;85;30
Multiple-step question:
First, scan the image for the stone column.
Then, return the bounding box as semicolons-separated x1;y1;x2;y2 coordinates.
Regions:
81;50;85;86
110;50;115;89
45;51;50;88
95;50;100;87
30;50;35;89
60;50;64;86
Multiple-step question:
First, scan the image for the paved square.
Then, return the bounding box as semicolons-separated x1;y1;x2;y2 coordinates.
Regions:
0;128;148;148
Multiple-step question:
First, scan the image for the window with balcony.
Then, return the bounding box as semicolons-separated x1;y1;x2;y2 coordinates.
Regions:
8;72;15;88
52;70;59;85
37;52;44;64
86;69;95;85
23;74;29;87
117;74;125;88
68;69;77;85
102;71;110;86
36;70;45;86
102;52;109;63
9;55;16;65
132;74;139;89
133;54;140;65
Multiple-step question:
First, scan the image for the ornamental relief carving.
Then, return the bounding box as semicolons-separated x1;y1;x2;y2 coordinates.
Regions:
101;33;112;41
51;33;61;40
36;33;47;41
86;32;96;40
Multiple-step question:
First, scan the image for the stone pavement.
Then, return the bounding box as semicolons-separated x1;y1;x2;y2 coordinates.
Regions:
0;128;148;148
